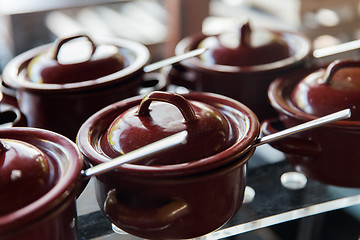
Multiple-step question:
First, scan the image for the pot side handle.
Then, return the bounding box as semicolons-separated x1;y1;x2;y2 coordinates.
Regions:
261;118;321;157
104;189;189;231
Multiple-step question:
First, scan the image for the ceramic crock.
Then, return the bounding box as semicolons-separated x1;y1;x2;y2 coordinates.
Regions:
1;34;165;140
167;20;312;121
0;127;84;240
262;59;360;187
77;91;259;239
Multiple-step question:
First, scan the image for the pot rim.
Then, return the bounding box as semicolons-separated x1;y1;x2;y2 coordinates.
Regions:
175;30;312;74
2;38;150;93
0;127;84;233
76;92;260;177
268;70;360;128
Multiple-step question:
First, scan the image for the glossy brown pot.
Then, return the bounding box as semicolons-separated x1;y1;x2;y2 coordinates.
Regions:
167;21;312;121
77;91;259;239
262;60;360;187
0;127;84;240
2;35;166;140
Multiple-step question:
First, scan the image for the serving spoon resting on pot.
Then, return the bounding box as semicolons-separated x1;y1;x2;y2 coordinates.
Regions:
143;47;208;73
81;108;351;178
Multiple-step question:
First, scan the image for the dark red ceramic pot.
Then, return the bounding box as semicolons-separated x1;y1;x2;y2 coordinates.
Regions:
262;59;360;187
2;35;166;140
77;91;259;239
0;127;84;240
167;20;312;121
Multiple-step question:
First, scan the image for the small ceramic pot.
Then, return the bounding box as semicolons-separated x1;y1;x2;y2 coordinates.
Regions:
2;34;166;140
77;91;259;239
262;59;360;187
0;127;84;240
167;20;312;121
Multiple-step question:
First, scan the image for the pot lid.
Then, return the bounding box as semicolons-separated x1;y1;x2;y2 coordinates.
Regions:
27;34;125;84
291;59;360;120
100;91;236;165
0;138;54;215
197;20;291;66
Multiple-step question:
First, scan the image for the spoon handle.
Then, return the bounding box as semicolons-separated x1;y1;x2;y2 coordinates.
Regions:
143;48;208;73
254;109;351;147
313;39;360;59
82;130;188;178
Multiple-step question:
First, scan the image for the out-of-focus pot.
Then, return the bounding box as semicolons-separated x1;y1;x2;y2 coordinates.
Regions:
0;127;84;240
262;59;360;187
2;34;166;140
167;20;312;121
77;91;259;239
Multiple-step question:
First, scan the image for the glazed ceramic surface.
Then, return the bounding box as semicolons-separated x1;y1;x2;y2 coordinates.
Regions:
77;91;259;239
2;35;153;140
167;21;312;121
263;61;360;187
0;127;84;240
291;59;360;120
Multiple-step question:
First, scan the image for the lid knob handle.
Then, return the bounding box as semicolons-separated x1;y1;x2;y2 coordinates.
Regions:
52;34;97;62
321;59;360;84
238;19;251;47
137;91;199;123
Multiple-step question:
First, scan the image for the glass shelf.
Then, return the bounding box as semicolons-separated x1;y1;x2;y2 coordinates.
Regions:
76;145;360;239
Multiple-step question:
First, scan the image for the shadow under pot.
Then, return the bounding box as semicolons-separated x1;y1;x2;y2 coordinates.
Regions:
167;20;312;121
2;34;165;140
0;127;84;240
262;59;360;187
76;91;259;239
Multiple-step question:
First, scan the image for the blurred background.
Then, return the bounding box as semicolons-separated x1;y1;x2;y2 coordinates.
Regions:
1;0;360;71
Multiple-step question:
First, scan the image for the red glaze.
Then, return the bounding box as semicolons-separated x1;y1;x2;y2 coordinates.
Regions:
0;127;84;240
0;139;52;215
263;63;360;187
2;36;151;140
77;91;259;239
167;23;311;121
291;60;360;120
102;92;235;165
28;35;125;84
199;21;290;66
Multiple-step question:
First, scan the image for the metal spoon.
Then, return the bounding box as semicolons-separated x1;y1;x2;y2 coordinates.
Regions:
253;108;351;147
143;48;207;73
313;39;360;59
82;130;188;178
